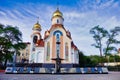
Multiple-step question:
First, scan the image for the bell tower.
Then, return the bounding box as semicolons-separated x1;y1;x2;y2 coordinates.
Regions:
29;18;42;63
32;19;42;45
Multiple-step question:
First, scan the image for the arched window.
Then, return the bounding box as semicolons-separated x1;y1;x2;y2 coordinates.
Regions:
56;33;60;57
65;43;69;61
53;30;63;36
46;42;50;60
56;33;60;42
32;48;35;51
53;30;63;57
33;36;37;43
57;19;59;23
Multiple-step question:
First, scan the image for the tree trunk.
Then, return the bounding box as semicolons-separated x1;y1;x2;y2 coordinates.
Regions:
4;58;7;68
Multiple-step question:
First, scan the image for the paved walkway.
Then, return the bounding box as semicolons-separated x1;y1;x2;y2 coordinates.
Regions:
0;72;120;80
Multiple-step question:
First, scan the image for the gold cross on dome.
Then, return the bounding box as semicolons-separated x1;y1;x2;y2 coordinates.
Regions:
37;17;39;23
57;2;59;10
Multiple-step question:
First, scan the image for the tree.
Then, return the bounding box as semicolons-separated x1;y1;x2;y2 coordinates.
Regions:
0;24;26;67
78;51;95;67
90;26;120;57
104;27;120;55
88;55;101;65
78;51;86;67
90;25;108;57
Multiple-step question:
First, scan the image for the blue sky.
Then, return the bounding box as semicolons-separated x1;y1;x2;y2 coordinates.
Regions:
0;0;120;55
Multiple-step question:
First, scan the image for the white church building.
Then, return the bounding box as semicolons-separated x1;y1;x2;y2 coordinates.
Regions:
29;8;79;64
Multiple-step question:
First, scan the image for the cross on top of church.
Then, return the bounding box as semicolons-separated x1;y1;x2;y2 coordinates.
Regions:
37;17;39;23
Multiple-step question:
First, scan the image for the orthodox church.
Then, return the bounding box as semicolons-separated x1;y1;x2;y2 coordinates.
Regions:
29;8;79;64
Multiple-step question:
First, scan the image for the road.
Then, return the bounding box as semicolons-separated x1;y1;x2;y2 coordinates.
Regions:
0;72;120;80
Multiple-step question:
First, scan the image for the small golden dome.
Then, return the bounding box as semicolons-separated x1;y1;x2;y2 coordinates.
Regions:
33;22;41;30
52;8;63;17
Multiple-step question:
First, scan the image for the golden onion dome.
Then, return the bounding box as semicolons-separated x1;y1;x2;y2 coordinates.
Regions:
33;22;41;30
52;8;63;17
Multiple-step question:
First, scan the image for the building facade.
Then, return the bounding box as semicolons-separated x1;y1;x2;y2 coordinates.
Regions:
29;8;79;64
16;42;30;63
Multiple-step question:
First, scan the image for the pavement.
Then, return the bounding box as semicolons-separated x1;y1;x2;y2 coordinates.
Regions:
0;71;120;80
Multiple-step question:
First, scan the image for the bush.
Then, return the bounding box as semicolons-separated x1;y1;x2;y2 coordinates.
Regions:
107;65;120;71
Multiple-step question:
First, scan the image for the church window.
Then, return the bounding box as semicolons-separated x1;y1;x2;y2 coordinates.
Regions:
57;50;59;54
33;36;37;43
53;30;63;36
53;30;63;57
65;43;69;61
32;48;35;51
46;42;50;61
56;33;60;56
57;19;59;23
56;33;60;42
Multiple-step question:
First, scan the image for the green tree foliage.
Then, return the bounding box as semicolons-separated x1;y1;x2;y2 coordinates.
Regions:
78;51;86;67
88;55;101;65
90;25;108;57
0;24;26;67
104;27;120;55
78;51;97;67
90;25;120;56
107;54;120;62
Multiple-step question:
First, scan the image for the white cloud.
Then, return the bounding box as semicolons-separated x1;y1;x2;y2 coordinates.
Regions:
0;1;120;55
101;16;120;29
0;10;6;16
77;0;116;10
97;0;114;9
62;6;120;55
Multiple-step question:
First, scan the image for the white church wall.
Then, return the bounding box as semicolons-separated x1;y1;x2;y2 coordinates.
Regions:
29;45;36;63
44;41;47;62
29;38;34;63
74;50;79;64
52;17;63;25
71;48;75;63
70;48;79;64
35;47;44;63
29;33;40;63
76;50;79;64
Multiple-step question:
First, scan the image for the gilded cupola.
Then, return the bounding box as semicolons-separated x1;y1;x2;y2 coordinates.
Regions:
33;21;41;31
51;8;64;25
52;8;63;18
